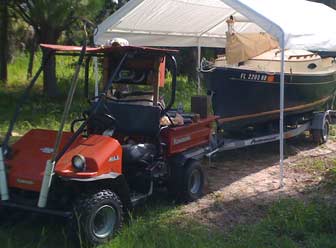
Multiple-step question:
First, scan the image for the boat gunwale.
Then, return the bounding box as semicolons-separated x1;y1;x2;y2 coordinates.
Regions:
217;96;331;124
211;66;336;77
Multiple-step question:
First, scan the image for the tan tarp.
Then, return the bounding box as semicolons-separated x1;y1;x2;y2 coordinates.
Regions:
226;32;279;64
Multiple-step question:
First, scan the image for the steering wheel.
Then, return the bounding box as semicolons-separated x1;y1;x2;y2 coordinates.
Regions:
71;118;85;133
114;70;147;84
88;113;117;134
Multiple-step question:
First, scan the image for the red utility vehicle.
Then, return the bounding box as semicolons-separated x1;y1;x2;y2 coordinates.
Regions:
0;42;216;245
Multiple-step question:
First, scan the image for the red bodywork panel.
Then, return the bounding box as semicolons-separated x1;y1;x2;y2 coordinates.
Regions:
5;129;122;192
161;116;218;156
158;57;166;87
40;44;178;54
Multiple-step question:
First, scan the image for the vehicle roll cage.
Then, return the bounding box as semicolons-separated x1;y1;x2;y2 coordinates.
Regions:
0;45;178;165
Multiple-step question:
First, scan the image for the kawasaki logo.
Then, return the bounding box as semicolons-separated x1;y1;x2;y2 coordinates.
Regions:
40;147;54;154
173;136;191;145
16;178;34;185
109;155;120;162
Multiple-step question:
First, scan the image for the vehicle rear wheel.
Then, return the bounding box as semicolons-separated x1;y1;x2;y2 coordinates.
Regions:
72;189;123;246
312;120;329;145
181;160;205;202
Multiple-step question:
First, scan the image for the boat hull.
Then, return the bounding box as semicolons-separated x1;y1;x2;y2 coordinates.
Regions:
203;67;336;130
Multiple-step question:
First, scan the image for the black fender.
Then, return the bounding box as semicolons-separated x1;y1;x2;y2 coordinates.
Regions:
167;147;206;191
311;111;330;130
169;146;207;168
61;173;132;211
66;172;121;182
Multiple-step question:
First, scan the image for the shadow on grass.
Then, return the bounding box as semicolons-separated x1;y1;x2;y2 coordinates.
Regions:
0;192;219;248
2;195;335;248
0;211;73;248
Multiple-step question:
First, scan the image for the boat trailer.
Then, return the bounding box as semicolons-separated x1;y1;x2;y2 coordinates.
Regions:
206;110;336;160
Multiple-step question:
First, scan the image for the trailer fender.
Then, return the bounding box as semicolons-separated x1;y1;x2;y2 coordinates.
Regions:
169;146;206;169
168;147;206;193
311;112;330;130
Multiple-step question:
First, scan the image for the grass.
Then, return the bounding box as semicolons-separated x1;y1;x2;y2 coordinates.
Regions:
2;198;336;248
329;124;336;138
102;206;225;248
294;156;336;190
296;157;331;173
1;53;336;248
0;52;91;140
223;199;336;248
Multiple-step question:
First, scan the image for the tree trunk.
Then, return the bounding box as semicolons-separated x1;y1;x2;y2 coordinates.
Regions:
0;0;8;84
27;41;36;79
38;29;60;97
41;48;59;97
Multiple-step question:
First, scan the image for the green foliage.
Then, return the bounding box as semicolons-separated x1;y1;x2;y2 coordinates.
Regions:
292;156;336;190
99;199;336;248
1;197;336;248
162;72;203;112
0;216;73;248
219;199;336;248
100;206;225;248
266;199;336;239
0;52;93;142
63;0;118;44
14;0;102;29
11;0;113;59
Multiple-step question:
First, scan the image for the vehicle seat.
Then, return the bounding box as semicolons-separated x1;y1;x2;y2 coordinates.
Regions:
115;91;154;106
94;100;162;138
122;94;154;106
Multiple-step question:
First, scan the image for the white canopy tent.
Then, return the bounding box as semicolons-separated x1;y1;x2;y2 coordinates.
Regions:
94;0;336;187
95;0;263;47
95;0;336;51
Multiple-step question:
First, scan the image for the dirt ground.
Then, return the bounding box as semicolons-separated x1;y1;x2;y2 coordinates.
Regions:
181;134;336;231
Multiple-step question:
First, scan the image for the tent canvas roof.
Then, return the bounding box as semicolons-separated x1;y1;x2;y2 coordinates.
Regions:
94;0;336;51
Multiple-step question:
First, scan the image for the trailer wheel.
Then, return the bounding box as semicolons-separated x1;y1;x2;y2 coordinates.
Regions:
312;119;330;145
73;189;123;246
181;160;205;202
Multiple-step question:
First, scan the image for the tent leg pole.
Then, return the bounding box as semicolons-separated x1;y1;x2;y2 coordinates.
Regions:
197;45;201;94
279;35;285;188
93;56;99;98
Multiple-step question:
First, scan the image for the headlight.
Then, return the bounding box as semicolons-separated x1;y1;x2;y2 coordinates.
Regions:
72;154;86;171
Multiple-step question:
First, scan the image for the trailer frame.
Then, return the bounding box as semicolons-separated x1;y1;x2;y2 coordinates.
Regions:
206;110;336;163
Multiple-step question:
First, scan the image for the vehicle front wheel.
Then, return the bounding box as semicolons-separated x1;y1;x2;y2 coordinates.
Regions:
73;189;123;246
